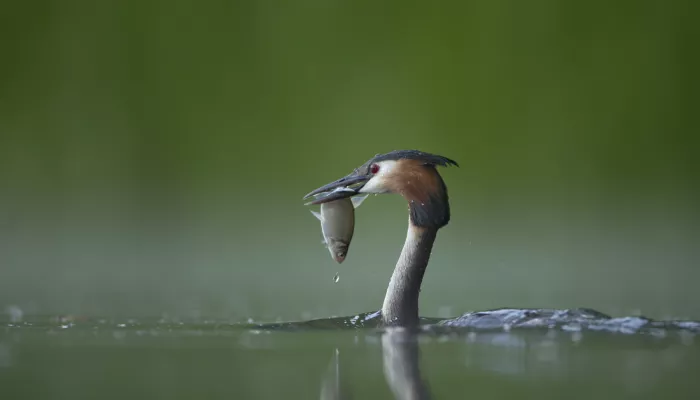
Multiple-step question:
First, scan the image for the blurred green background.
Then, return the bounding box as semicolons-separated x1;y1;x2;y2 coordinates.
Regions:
1;0;698;322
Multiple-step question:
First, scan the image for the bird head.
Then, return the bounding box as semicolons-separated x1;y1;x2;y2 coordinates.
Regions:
304;150;458;228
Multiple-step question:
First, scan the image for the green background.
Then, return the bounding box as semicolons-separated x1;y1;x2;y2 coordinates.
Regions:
1;0;698;322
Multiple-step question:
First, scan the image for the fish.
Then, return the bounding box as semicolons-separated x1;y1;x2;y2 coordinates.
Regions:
310;189;368;264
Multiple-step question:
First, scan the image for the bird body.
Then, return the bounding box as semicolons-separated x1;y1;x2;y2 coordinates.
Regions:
304;150;457;328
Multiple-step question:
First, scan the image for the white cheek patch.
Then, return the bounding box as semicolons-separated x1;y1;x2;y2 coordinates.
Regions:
359;179;384;194
359;160;398;194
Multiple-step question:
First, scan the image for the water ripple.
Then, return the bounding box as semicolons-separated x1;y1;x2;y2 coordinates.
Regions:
2;308;699;339
437;308;700;335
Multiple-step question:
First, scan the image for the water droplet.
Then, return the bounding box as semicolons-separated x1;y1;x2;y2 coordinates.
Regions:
333;272;340;283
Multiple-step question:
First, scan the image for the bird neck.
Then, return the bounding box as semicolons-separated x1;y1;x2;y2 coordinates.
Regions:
381;222;438;327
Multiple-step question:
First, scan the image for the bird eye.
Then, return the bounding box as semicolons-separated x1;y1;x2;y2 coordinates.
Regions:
370;164;380;174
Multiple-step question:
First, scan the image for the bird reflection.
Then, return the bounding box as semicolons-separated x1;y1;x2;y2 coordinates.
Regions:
319;329;431;400
381;328;431;400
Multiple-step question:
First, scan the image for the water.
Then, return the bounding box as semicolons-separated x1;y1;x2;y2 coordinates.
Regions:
2;312;699;399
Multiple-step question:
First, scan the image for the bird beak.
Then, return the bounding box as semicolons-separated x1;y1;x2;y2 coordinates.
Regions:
303;172;370;205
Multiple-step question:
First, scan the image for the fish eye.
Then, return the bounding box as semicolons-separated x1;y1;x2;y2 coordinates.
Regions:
370;164;380;174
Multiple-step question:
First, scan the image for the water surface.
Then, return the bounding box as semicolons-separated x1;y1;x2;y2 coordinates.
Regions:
2;313;698;399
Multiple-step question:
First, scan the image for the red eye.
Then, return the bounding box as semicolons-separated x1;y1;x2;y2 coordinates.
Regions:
370;164;380;174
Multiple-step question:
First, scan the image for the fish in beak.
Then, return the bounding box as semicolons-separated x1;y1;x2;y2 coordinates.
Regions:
305;170;371;264
303;150;458;263
309;194;368;264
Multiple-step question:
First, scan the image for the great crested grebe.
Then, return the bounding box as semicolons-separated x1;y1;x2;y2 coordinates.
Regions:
304;150;457;327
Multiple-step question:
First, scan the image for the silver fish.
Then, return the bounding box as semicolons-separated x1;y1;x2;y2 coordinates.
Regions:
310;190;368;264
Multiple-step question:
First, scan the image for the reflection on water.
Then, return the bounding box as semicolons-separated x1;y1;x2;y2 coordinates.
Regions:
0;341;11;368
1;315;699;399
381;329;430;400
320;348;350;400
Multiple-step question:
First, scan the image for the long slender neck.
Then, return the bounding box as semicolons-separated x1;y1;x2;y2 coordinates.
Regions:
381;222;438;327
